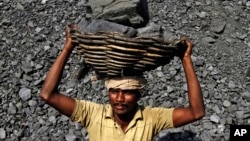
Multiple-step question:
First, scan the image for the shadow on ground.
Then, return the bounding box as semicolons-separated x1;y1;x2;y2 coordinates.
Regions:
157;130;200;141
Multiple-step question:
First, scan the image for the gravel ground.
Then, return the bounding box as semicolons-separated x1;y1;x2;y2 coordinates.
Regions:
1;0;250;141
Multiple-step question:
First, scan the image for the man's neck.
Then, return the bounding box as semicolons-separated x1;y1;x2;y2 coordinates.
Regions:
113;107;138;132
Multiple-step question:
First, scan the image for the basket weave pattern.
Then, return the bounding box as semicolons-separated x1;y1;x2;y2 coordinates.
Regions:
71;29;186;79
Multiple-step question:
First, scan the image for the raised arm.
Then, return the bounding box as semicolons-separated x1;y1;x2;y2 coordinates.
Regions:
39;25;77;117
172;37;205;127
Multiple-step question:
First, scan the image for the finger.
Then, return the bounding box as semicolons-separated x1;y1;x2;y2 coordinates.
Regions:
67;24;78;30
180;36;188;41
71;24;78;30
186;40;193;48
180;37;193;48
65;27;70;37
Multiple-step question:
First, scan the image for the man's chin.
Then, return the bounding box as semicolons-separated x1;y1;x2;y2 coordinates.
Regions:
114;109;127;115
113;106;131;115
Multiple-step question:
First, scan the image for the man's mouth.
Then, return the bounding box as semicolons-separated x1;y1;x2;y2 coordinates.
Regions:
114;104;127;109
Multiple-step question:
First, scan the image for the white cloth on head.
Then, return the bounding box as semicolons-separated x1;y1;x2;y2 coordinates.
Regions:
104;76;147;90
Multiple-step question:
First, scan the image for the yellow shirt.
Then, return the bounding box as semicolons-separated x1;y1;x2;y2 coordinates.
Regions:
71;99;174;141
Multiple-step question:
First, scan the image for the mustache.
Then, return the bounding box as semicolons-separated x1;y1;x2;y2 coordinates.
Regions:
113;103;127;107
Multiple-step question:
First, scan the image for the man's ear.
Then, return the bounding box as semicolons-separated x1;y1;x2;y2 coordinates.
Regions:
136;90;141;100
136;96;140;101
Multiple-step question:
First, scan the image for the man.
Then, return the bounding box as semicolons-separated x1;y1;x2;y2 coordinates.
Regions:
40;25;205;141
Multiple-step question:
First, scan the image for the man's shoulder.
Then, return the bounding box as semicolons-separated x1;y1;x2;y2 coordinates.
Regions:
139;106;174;128
76;99;108;109
140;105;172;110
73;99;111;116
140;105;174;114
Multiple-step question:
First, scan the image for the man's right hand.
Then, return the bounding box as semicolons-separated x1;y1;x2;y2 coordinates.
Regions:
64;24;77;52
178;36;193;62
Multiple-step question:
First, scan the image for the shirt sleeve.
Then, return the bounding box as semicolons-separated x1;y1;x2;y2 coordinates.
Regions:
151;107;175;133
70;99;101;127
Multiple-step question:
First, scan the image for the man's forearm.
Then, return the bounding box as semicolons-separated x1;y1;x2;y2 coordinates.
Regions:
182;56;205;119
40;45;72;100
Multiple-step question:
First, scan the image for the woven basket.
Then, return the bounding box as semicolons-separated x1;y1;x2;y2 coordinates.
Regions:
71;29;187;79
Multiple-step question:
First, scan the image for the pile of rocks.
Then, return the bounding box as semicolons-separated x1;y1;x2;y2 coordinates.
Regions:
0;0;250;140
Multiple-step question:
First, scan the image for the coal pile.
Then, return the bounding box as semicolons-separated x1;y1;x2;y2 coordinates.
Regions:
0;0;250;141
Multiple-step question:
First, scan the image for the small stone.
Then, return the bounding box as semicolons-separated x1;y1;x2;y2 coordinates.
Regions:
210;114;220;123
21;61;33;74
214;92;222;99
8;103;17;114
44;45;50;51
167;86;174;93
203;121;213;129
35;27;43;33
242;91;250;101
158;130;169;138
156;71;164;78
223;100;231;107
246;67;250;77
35;64;43;70
0;128;6;139
41;0;48;4
16;3;24;10
60;115;69;122
226;117;233;124
27;21;34;27
38;118;45;125
65;134;76;141
217;124;225;134
49;116;57;124
50;47;59;57
182;84;188;91
15;72;22;78
0;19;11;26
195;59;204;66
210;18;226;33
247;1;250;7
23;74;33;81
202;37;216;44
33;79;43;86
66;88;74;94
11;60;18;65
195;1;203;5
228;81;235;89
196;11;207;18
28;100;37;107
81;128;87;136
235;111;244;119
169;68;177;76
200;130;212;141
212;105;221;114
14;129;24;137
205;0;212;5
19;87;32;101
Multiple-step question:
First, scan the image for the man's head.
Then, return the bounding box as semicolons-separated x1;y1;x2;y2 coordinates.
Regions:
105;76;147;115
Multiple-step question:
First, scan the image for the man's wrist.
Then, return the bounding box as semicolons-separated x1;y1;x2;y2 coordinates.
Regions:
62;45;73;54
63;42;73;52
182;55;192;62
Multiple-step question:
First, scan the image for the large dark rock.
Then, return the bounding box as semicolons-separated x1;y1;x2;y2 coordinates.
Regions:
78;19;138;37
87;0;149;27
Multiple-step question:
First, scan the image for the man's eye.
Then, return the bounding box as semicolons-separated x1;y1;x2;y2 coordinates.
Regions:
109;89;120;94
123;90;133;95
112;91;119;94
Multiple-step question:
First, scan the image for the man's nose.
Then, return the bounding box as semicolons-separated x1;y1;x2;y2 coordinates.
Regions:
116;91;125;102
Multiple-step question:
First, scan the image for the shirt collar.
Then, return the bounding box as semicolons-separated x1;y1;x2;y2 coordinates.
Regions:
105;104;143;120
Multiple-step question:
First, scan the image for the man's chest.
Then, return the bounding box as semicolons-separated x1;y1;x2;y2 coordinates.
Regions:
87;118;154;141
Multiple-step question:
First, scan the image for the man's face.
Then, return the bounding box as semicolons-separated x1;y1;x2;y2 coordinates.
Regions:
109;89;139;116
